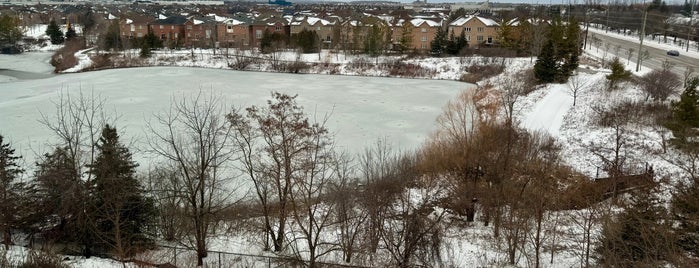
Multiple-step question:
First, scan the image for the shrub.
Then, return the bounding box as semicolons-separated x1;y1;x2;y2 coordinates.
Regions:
459;64;505;83
50;38;86;72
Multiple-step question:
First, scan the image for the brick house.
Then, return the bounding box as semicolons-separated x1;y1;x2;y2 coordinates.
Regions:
249;16;290;48
216;18;249;49
184;17;217;48
392;18;442;52
150;15;187;48
448;15;500;48
119;15;154;40
289;16;335;48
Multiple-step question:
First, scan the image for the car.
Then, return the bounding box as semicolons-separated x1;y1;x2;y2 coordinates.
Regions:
667;50;680;56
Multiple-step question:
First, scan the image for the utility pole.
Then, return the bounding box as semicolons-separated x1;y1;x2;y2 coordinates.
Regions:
687;0;695;52
606;0;610;33
636;8;648;72
584;10;590;49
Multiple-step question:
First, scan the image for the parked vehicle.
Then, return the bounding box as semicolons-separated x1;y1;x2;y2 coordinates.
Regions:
667;50;680;56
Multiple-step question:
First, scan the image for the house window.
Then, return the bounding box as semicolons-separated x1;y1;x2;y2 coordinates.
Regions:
465;27;471;32
130;25;135;31
275;26;281;31
137;32;144;37
256;29;262;39
171;25;174;29
316;26;321;31
139;25;143;29
188;33;191;37
175;33;178;38
227;25;234;33
161;34;166;39
195;34;200;39
206;30;211;39
187;25;193;30
421;28;427;33
477;35;483;41
421;44;426;49
421;36;427;42
326;35;331;41
477;27;484;32
487;36;493;43
159;25;164;29
466;35;471;41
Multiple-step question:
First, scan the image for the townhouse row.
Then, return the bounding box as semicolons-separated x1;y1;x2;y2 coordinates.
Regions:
119;13;502;52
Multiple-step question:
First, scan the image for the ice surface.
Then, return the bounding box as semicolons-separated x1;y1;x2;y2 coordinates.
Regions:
0;66;472;169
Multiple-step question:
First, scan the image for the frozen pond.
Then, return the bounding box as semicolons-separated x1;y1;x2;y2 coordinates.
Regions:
1;64;472;168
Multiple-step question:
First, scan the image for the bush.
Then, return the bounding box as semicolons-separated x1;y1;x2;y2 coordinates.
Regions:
50;38;86;72
387;61;435;78
459;64;505;83
17;250;69;268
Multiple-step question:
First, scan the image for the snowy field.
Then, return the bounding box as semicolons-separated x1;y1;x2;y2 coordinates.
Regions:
0;58;472;169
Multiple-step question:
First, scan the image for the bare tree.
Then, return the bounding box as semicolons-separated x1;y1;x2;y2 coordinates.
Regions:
286;116;343;267
637;60;681;102
228;92;330;254
568;74;592;106
626;47;635;64
147;91;237;266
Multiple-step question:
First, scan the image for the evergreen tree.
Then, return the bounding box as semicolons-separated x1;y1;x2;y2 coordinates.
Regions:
560;19;581;79
534;40;558;83
398;23;414;53
46;19;64;45
65;26;77;41
668;78;699;149
430;26;447;56
672;176;699;258
0;15;24;49
446;30;458;55
102;20;121;50
0;135;24;249
34;147;83;242
598;190;676;267
606;57;632;90
364;24;385;57
89;125;154;257
294;29;318;53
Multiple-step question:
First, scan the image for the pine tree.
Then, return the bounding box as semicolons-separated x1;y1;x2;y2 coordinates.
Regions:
34;147;82;242
606;57;632;90
45;19;64;45
89;125;154;258
598;190;676;267
0;135;24;250
430;27;447;56
668;78;699;149
65;26;77;41
672;176;699;258
534;40;558;83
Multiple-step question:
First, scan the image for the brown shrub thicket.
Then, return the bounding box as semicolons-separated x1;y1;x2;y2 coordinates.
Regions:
50;38;86;73
460;64;505;83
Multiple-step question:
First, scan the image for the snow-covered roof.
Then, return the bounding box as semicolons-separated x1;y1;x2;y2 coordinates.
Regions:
222;18;244;26
193;19;204;25
158;14;167;20
108;13;117;20
126;18;133;24
289;16;333;26
449;15;499;27
411;18;441;28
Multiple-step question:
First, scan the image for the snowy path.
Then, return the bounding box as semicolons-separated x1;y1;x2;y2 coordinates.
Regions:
523;85;573;137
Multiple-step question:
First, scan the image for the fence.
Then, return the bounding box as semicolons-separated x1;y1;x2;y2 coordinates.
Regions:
155;245;371;268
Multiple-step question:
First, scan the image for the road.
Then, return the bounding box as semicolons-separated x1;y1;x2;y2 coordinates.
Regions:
587;29;699;75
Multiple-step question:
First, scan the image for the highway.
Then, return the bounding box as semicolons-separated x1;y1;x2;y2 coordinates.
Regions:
586;28;699;76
